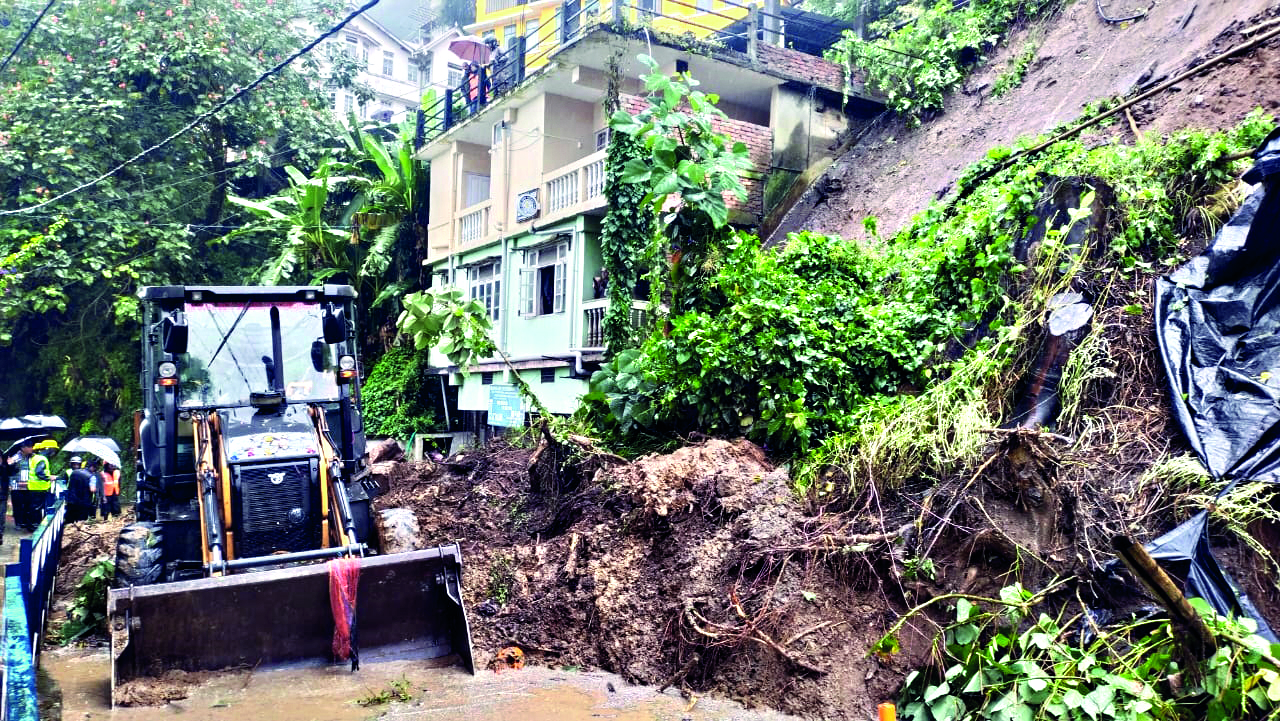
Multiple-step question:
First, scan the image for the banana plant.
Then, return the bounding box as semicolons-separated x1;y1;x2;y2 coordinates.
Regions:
227;161;360;285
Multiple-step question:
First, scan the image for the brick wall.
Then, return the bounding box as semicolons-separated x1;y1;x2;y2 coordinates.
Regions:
619;93;770;218
756;44;855;93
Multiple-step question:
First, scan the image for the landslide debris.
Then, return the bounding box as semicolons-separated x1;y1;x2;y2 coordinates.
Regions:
376;438;925;718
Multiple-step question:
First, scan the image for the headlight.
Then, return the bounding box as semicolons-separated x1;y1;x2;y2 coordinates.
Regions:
157;361;178;378
338;355;356;371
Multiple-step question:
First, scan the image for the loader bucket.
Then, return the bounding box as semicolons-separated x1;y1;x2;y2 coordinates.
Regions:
107;544;473;705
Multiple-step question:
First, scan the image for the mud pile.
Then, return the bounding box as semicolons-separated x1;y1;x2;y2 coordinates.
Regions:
376;438;922;718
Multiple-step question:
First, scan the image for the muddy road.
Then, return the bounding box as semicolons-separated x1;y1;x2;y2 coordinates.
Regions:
44;648;798;721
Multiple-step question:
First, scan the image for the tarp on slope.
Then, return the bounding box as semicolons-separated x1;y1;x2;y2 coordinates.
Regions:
1150;126;1280;641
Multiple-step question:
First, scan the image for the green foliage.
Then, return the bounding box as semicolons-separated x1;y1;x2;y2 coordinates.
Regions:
888;588;1280;721
486;553;516;605
599;54;656;355
829;0;1056;120
360;346;439;439
0;0;362;432
611;54;751;316
59;558;114;644
398;288;550;419
593;100;1275;467
991;42;1039;98
356;676;415;706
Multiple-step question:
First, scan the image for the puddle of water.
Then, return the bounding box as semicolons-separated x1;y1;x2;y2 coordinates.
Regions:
44;647;798;721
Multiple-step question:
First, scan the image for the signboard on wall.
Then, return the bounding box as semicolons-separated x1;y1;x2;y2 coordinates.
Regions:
487;385;524;427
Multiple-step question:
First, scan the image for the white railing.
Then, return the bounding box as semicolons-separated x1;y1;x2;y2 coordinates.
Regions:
542;149;607;218
580;298;649;348
458;201;491;245
546;170;579;215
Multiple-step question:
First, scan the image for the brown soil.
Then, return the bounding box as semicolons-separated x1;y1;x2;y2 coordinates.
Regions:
52;514;129;625
376;439;935;720
771;0;1280;243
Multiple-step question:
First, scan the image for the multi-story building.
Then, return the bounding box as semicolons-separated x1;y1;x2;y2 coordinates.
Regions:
413;24;468;100
322;13;424;123
414;0;882;427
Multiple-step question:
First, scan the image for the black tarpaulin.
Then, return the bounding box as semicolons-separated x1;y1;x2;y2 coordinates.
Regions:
1148;127;1280;641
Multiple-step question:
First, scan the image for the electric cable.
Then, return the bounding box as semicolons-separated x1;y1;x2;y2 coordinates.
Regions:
0;0;56;73
0;0;384;218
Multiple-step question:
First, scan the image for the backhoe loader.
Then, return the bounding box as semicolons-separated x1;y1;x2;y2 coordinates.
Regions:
108;285;472;704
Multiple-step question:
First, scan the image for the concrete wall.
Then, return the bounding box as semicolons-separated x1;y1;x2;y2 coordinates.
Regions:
769;84;847;172
541;94;597;171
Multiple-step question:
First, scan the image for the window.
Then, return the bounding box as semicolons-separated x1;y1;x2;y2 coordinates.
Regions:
540;367;557;384
637;0;656;14
464;173;491;207
481;371;495;385
520;242;567;316
447;63;464;88
408;64;420;83
492;121;504;146
696;0;711;10
362;46;370;70
525;22;539;53
382;50;394;76
329;91;337;109
342;93;353;114
594;127;611;151
468;261;502;321
344;35;358;56
503;24;517;50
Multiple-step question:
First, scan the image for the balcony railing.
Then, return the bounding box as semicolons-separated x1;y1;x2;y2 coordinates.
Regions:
581;297;650;348
458;200;492;245
543;150;607;218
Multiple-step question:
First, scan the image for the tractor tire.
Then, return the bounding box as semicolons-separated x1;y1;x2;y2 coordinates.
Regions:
374;508;422;555
114;522;164;588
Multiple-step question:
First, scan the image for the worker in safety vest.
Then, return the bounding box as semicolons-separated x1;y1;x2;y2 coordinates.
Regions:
100;461;121;519
30;439;56;519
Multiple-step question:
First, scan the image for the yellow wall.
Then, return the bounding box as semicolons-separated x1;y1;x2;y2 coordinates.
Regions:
471;0;769;68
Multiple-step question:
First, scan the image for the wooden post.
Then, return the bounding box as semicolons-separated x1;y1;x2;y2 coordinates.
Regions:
747;4;759;61
1113;535;1218;659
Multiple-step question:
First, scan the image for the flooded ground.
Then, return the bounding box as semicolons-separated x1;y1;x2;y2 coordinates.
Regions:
44;647;801;721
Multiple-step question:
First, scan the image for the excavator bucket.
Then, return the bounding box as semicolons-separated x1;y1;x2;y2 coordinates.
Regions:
107;544;473;705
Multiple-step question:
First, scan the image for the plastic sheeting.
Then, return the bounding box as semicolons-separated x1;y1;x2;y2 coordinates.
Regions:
1149;127;1280;641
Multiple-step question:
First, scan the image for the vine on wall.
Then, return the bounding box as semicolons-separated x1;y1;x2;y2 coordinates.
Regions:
599;53;656;356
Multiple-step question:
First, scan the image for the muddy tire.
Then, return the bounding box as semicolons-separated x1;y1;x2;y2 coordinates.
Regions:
374;508;422;555
115;522;164;587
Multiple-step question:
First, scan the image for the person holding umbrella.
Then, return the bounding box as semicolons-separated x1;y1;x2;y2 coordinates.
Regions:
30;439;57;519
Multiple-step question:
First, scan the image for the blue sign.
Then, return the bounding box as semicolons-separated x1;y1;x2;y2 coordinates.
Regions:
487;385;525;427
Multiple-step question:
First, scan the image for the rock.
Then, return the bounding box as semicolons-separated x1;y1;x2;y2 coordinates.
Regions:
369;438;405;463
374;508;423;554
1192;94;1205;106
475;599;501;617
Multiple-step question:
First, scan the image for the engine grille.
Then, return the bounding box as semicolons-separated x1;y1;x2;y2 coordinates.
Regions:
236;461;313;557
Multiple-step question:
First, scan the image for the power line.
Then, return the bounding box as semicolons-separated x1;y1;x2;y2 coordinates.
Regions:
0;0;56;73
0;0;384;218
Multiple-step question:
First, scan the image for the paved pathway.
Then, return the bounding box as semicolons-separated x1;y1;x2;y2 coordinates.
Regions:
0;508;38;568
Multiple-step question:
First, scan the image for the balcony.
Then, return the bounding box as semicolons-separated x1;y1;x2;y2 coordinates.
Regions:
458;200;493;248
542;149;607;222
580;297;650;349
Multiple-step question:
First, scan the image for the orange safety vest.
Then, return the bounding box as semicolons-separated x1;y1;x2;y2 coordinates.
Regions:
102;469;120;496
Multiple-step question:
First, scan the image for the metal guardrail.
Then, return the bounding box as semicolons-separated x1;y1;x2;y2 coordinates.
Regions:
2;501;69;721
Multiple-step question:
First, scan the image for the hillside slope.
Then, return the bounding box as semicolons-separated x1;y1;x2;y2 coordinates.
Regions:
771;0;1280;242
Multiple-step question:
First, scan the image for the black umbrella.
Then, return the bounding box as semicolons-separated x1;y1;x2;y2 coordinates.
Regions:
0;414;67;441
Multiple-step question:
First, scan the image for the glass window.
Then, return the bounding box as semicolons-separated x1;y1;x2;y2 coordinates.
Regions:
382;50;394;76
342;93;353;114
447;64;464;88
362;46;370;70
468;261;502;321
503;24;517;50
344;35;358;56
520;242;567;316
408;64;420;83
178;301;344;407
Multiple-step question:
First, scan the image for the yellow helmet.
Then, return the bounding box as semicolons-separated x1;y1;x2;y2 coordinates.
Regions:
34;439;58;451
